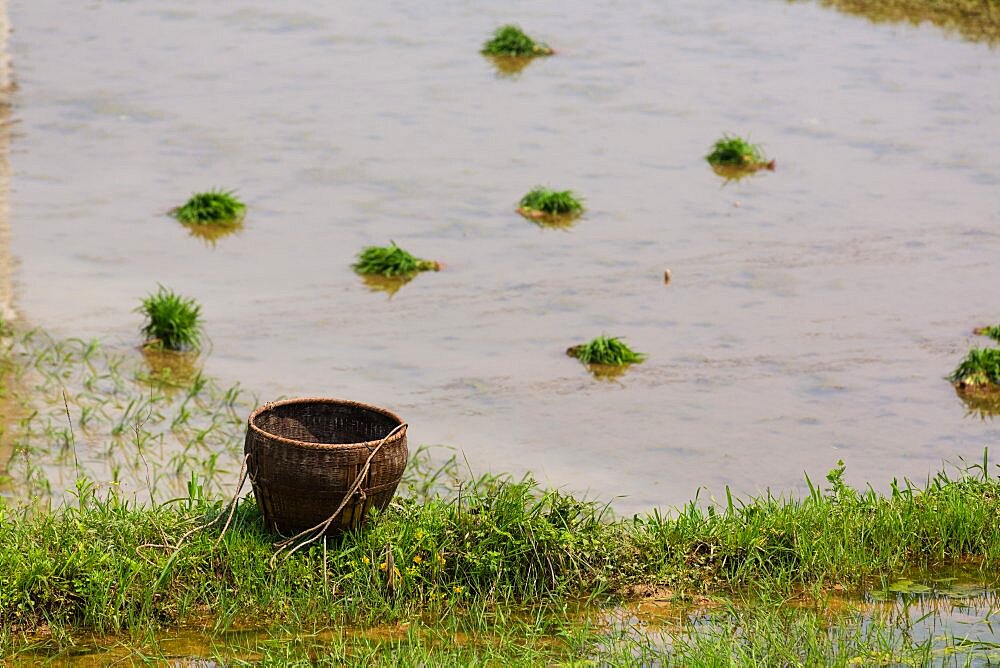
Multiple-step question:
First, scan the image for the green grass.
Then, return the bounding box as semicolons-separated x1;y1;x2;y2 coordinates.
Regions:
518;188;584;216
975;324;1000;344
950;348;1000;388
137;286;203;352
481;25;553;57
352;242;440;278
705;134;771;169
566;336;645;366
3;453;1000;652
171;190;246;227
0;473;635;640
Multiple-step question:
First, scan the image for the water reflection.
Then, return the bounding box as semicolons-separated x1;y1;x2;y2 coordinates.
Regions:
955;385;1000;420
710;163;775;184
139;345;202;390
517;207;583;230
584;363;633;382
484;54;535;78
793;0;1000;45
359;273;413;297
861;572;1000;662
617;569;1000;664
182;221;245;247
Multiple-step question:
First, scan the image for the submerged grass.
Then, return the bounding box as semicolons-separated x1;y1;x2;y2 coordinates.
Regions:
137;286;203;352
352;242;441;278
481;25;554;57
170;190;246;227
566;336;645;366
0;327;252;503
949;347;1000;388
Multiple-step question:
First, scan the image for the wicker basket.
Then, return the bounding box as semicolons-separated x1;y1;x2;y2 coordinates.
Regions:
244;398;408;536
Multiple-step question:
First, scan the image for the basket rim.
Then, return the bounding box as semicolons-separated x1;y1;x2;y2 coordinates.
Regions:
247;397;407;450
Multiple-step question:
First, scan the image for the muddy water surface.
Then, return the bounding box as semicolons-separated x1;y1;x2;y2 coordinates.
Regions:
5;1;1000;511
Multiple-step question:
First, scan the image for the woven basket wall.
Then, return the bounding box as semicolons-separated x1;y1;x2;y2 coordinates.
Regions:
244;398;408;536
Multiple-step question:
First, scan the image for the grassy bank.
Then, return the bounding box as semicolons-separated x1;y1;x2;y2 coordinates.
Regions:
3;453;1000;660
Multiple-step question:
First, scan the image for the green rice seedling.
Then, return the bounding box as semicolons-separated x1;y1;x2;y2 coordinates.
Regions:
170;189;246;227
137;286;203;352
0;327;252;503
949;348;1000;389
517;188;584;226
481;25;554;57
705;134;775;172
566;335;645;366
519;188;583;215
352;242;441;278
974;324;1000;343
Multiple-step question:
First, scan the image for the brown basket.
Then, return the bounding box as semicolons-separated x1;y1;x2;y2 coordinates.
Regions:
244;397;408;536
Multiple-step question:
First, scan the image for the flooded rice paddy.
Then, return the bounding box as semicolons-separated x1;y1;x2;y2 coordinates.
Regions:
1;0;1000;512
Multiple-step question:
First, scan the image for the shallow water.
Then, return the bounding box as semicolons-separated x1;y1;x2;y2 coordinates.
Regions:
619;569;1000;665
3;1;1000;511
15;573;1000;666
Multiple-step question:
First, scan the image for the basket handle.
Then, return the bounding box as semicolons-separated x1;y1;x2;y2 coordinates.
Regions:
270;422;408;565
